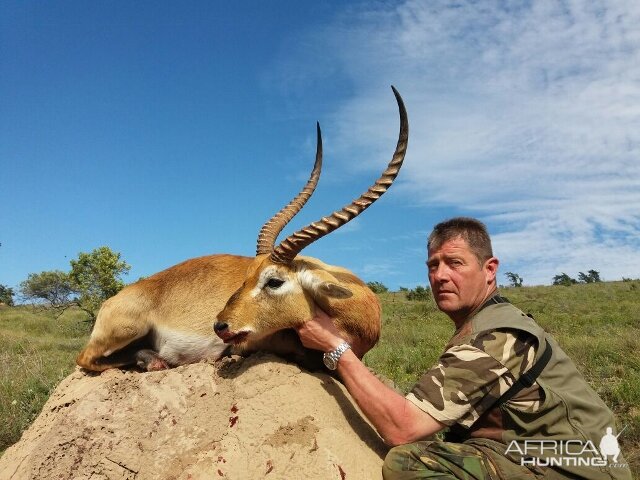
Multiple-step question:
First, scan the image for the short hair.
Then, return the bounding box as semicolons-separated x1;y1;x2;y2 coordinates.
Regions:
427;217;493;264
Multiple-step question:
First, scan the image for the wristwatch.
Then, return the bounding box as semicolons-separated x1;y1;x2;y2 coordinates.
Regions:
323;341;351;370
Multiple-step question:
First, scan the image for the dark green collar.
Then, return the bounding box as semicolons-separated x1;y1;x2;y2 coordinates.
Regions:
478;293;510;312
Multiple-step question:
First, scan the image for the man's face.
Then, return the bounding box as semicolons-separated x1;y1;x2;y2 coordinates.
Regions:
427;236;498;324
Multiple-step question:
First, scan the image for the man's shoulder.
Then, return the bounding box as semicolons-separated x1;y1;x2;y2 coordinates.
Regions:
410;331;537;428
445;328;538;376
472;327;537;353
472;300;544;335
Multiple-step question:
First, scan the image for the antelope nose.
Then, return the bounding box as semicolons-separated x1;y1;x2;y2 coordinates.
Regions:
213;321;228;333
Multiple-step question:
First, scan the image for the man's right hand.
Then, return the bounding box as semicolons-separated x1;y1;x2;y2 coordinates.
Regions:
295;306;343;353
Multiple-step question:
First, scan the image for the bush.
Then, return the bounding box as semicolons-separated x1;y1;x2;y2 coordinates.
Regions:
406;285;430;301
366;281;389;294
578;270;601;283
0;284;15;306
505;272;524;288
552;273;577;286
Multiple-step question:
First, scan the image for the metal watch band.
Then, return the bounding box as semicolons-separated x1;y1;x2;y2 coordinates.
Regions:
323;341;351;370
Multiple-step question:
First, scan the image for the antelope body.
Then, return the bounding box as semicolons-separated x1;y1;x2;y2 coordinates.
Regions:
76;87;408;372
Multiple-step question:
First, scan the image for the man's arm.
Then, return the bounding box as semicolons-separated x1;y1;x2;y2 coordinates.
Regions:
296;308;445;446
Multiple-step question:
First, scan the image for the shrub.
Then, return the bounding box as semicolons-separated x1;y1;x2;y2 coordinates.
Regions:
0;284;15;306
366;281;389;294
578;270;602;283
552;273;577;286
406;285;430;301
505;272;524;288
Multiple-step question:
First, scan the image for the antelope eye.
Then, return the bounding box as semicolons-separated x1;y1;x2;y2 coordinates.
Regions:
266;278;285;289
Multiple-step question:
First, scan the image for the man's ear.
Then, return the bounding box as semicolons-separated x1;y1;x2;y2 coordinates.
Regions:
484;257;499;284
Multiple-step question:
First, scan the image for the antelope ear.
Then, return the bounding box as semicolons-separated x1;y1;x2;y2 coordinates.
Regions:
298;268;353;300
317;282;353;299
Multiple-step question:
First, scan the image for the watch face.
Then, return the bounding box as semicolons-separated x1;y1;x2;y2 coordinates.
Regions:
323;354;337;370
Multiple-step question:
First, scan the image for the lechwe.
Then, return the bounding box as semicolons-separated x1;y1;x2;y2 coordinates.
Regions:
77;87;408;372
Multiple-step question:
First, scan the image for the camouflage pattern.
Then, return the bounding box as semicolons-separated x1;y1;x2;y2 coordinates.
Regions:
406;329;541;429
382;440;542;479
394;301;632;480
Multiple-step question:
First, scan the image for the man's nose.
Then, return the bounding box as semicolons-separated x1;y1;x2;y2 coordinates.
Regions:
431;264;450;282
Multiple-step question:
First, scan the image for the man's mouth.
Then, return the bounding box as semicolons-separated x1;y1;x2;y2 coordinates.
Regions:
437;290;454;296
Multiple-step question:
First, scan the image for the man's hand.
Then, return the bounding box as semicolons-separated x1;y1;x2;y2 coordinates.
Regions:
295;306;344;353
296;306;445;445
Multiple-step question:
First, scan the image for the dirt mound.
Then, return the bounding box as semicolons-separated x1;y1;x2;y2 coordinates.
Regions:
0;353;387;479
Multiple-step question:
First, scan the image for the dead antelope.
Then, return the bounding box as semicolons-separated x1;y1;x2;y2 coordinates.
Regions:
76;87;408;372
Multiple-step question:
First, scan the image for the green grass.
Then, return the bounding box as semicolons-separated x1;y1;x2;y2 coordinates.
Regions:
0;306;91;455
1;282;639;475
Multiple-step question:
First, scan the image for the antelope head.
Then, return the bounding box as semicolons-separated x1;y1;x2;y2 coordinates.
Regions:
214;87;408;349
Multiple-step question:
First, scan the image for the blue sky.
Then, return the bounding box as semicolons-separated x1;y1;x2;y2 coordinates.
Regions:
2;1;639;292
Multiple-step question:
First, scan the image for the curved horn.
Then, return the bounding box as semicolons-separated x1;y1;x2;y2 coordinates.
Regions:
256;123;323;255
270;86;408;265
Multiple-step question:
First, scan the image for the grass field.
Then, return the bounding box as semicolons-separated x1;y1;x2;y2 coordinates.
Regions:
1;281;639;475
0;307;91;457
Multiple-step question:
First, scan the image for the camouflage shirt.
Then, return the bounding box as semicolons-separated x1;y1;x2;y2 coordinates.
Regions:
406;328;543;429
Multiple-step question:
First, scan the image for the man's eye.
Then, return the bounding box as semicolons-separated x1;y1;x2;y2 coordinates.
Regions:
266;278;285;289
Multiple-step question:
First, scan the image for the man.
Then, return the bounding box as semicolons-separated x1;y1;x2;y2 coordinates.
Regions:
296;217;631;480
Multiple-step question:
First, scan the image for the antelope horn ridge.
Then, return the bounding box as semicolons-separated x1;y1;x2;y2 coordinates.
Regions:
256;123;323;255
270;86;408;265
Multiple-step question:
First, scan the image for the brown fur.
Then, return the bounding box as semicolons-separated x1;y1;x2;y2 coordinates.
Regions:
77;87;406;372
76;253;381;372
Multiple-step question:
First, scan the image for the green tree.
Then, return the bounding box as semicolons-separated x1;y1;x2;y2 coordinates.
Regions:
69;246;131;321
406;285;430;301
552;273;577;286
0;284;15;306
19;270;74;307
19;246;130;321
366;281;389;294
588;269;601;282
578;270;602;283
505;272;524;287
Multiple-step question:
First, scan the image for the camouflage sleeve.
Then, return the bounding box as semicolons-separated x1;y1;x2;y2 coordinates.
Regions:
406;329;538;428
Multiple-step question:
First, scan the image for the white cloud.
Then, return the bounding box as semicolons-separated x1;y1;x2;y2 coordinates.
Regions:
361;260;402;279
274;0;640;284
